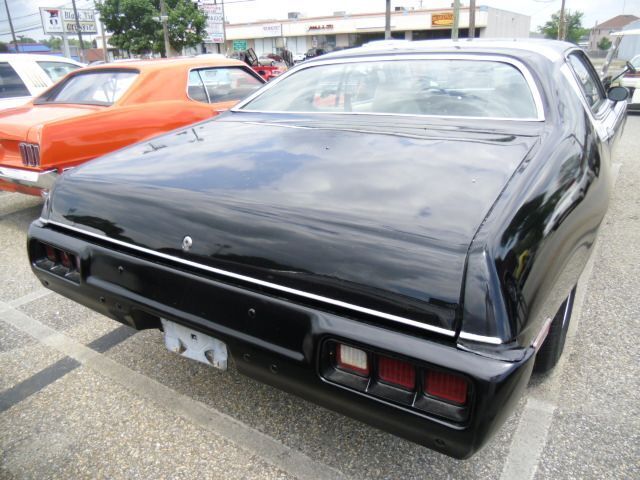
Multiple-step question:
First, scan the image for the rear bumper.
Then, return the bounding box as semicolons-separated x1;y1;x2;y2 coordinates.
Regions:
0;166;57;191
27;219;536;459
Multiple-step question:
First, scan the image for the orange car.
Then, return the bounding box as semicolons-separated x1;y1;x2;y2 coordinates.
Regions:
0;56;264;195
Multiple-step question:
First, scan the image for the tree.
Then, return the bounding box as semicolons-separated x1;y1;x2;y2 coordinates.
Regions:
167;0;207;53
97;0;206;56
17;36;38;43
597;37;612;51
42;36;62;51
538;10;589;44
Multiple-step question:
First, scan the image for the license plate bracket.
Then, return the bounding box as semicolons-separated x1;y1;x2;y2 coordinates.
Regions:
161;319;228;370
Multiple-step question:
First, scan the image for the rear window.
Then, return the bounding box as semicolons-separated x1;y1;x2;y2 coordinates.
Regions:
36;70;138;105
37;61;81;82
0;62;30;99
242;59;539;119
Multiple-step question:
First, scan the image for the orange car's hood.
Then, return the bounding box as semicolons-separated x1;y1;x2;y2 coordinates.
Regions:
0;104;105;142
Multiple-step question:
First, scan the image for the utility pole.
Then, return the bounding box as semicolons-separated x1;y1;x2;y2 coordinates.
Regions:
221;0;227;54
160;0;171;57
2;0;19;53
452;0;460;41
558;0;566;40
70;0;84;62
468;0;476;40
384;0;391;40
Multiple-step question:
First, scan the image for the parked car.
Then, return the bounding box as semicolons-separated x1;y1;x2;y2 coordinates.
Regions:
234;48;287;81
618;54;640;111
601;28;640;111
0;57;264;195
27;39;627;458
0;54;83;111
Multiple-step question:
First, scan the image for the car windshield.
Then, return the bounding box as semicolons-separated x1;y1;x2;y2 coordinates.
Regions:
0;62;30;99
241;59;539;119
37;61;81;82
36;70;138;105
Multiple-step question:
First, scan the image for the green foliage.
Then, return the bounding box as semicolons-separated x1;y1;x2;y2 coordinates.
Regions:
538;10;588;43
597;36;612;51
42;36;62;50
167;0;207;52
97;0;207;56
17;36;38;43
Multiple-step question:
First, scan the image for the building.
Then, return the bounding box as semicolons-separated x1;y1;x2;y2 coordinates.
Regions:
589;15;639;51
220;6;531;56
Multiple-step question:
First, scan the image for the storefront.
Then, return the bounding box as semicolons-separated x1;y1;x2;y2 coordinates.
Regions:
222;6;530;56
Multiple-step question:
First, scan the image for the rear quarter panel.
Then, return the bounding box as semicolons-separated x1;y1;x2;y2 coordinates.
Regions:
39;100;218;169
461;58;616;348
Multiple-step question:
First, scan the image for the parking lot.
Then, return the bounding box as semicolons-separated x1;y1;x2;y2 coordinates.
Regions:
0;116;638;479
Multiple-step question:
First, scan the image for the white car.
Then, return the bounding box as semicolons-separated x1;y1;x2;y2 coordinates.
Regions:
619;54;640;111
0;54;84;111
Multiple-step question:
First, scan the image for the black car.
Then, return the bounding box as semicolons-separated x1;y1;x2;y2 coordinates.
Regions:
27;39;627;458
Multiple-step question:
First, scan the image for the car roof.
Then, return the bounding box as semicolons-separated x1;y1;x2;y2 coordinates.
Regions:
79;56;247;73
0;53;84;66
316;38;576;63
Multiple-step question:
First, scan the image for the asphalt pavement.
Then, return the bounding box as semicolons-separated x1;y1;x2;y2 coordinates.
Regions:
1;116;639;479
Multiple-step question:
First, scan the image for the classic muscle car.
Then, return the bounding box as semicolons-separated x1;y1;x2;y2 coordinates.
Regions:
27;39;627;458
0;57;264;196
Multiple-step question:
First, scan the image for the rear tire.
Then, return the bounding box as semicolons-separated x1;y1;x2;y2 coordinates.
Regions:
534;287;576;373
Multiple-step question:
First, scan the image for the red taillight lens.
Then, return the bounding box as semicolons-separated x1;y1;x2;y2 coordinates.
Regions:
425;370;468;405
60;251;73;269
378;356;416;390
336;344;369;376
45;245;57;262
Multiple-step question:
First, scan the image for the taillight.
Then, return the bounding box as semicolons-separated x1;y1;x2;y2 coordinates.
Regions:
19;142;41;167
32;241;80;283
336;344;369;376
424;370;468;405
378;356;415;390
321;340;471;423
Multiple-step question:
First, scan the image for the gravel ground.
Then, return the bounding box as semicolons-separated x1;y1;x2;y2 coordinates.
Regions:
0;116;638;479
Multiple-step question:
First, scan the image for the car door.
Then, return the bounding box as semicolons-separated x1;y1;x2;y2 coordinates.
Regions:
565;49;626;160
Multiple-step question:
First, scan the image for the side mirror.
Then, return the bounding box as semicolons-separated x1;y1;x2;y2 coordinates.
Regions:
607;86;629;102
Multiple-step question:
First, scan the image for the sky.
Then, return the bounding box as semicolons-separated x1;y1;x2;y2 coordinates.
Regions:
1;0;639;43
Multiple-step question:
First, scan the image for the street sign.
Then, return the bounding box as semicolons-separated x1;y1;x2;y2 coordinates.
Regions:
232;40;247;51
198;1;225;44
40;7;97;34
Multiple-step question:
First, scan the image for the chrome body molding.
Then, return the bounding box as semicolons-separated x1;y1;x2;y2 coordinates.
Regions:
0;167;57;190
39;218;465;340
457;331;504;345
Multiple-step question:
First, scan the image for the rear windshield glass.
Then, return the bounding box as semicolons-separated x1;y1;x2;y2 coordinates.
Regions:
0;62;30;99
242;59;539;119
37;70;138;105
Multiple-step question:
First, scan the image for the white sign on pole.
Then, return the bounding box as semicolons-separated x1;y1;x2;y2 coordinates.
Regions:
199;1;225;43
40;7;98;34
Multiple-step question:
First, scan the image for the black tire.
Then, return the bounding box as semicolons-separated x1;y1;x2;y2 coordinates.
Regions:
534;287;576;373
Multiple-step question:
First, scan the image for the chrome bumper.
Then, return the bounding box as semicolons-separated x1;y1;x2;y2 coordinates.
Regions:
0;166;58;190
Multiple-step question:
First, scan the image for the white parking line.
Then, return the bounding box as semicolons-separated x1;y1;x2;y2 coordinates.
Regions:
500;161;623;480
0;301;347;480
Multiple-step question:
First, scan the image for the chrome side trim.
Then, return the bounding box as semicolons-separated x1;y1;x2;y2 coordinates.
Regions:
458;331;504;345
0;167;57;189
233;53;546;122
532;317;553;351
39;218;458;339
